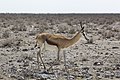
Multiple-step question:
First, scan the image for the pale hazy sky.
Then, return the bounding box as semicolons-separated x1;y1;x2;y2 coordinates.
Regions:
0;0;120;13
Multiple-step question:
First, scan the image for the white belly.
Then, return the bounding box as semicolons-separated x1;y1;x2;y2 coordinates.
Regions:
41;41;58;51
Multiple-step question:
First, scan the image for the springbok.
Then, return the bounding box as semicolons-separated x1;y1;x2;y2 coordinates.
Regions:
35;22;89;70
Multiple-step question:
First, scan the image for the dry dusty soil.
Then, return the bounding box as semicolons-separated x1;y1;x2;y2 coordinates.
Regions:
0;14;120;80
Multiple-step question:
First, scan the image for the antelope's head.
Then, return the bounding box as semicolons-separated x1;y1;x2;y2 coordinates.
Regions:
34;34;46;48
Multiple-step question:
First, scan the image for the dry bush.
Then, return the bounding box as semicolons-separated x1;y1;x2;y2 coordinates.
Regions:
106;25;113;30
28;28;44;36
0;37;23;48
1;22;8;28
2;30;10;38
105;21;114;25
36;25;45;33
102;30;114;39
116;32;120;40
69;28;76;34
27;24;47;36
57;26;68;33
66;20;72;26
112;25;120;32
11;25;27;31
87;37;94;44
0;39;13;48
28;31;36;36
49;19;56;25
98;29;105;34
20;53;33;61
107;22;120;32
57;23;70;33
20;25;27;31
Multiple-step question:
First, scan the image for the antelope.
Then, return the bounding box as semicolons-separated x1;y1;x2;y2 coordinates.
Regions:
35;22;89;70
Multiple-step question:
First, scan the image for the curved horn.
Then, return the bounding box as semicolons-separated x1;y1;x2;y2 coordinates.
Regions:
80;22;89;42
80;21;84;32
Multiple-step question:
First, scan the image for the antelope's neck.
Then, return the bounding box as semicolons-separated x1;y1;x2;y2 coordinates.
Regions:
65;32;81;47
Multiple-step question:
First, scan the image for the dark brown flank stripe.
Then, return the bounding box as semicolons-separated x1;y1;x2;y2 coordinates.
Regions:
46;39;58;46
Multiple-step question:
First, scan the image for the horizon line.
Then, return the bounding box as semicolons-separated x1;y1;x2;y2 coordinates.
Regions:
0;12;120;14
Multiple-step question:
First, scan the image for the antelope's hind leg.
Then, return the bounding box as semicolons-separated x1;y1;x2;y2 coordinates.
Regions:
37;51;40;69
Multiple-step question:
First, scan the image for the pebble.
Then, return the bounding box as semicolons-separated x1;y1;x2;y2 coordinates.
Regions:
103;71;114;78
105;52;109;55
9;74;18;79
31;48;34;50
82;58;89;61
114;70;120;78
22;49;28;51
112;47;119;49
9;60;13;62
115;64;120;70
17;59;23;63
17;76;25;80
82;67;89;70
93;62;103;66
0;76;3;79
23;61;29;67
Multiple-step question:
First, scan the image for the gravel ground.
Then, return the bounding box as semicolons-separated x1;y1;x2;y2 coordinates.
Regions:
0;14;120;80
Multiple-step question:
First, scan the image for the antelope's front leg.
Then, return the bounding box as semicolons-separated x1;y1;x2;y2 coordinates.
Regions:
38;49;46;70
57;48;60;61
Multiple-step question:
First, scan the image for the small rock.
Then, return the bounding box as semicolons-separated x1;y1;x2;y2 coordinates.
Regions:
101;52;103;54
113;64;120;70
82;58;89;62
116;64;120;70
112;47;119;49
10;66;17;74
9;60;13;62
93;62;103;66
103;71;114;78
86;76;93;80
17;59;23;63
22;49;28;51
10;74;18;79
31;48;34;50
82;67;89;70
35;73;48;80
97;76;102;79
1;53;7;56
23;61;29;67
9;63;14;66
115;70;120;78
17;76;24;80
0;76;3;79
69;75;74;79
105;52;109;55
6;50;9;52
96;72;100;76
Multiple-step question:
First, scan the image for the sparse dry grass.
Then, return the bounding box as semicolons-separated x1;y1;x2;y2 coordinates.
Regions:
0;14;120;80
